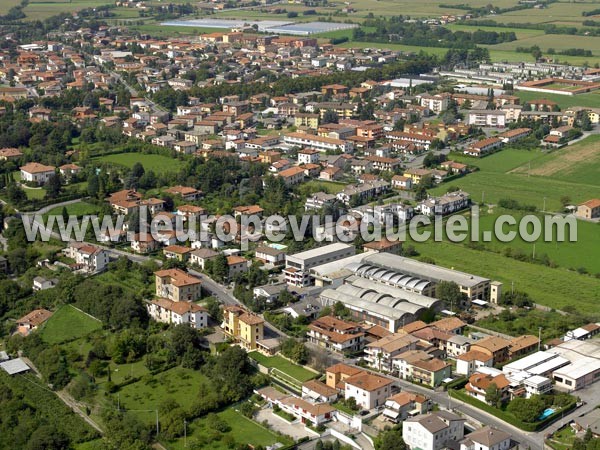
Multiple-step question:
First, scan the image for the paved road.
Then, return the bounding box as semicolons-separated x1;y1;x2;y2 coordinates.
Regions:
188;268;287;339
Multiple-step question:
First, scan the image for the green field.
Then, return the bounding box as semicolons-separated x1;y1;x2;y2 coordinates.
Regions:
489;1;596;26
446;23;546;39
116;367;209;421
24;0;112;20
431;166;600;212
408;238;600;314
40;305;102;344
248;352;316;382
92;152;185;174
300;180;347;195
0;0;21;14
167;405;291;450
95;269;151;296
44;201;101;219
515;90;600;109
509;135;600;187
470;209;600;273
489;33;600;54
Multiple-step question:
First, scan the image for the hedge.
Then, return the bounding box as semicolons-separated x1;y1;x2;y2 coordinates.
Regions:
448;389;578;432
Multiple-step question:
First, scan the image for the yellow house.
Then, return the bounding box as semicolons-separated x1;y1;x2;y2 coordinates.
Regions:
403;168;432;184
295;113;320;129
588;109;600;124
163;245;192;262
221;305;264;350
154;269;202;302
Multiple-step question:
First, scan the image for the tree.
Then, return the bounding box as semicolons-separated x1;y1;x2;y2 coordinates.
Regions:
210;254;229;282
44;173;62;199
580;113;592;131
322;109;339;124
436;281;466;311
531;45;543;61
88;173;99;198
205;296;223;323
485;382;502;407
375;427;406;450
507;396;545;423
26;425;71;450
6;183;27;205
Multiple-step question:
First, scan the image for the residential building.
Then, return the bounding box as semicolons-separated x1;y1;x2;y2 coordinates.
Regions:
364;333;419;372
277;166;305;186
147;298;208;329
163;245;192;262
465;372;510;404
32;276;58;291
343;370;394;410
255;245;286;265
576;199;600;219
419;93;451;114
302;380;339;403
307;316;365;354
471;336;512;365
459;426;512;450
221;305;264;350
456;350;495;377
227;255;248;279
189;248;219;269
257;386;335;426
383;392;431;423
391;175;413;190
466;110;506;128
284;132;354;153
403;411;466;450
418;191;470;216
253;283;287;305
325;363;363;389
16;309;53;336
305;192;337;211
20;163;56;185
298;148;321;165
62;242;110;273
154;269;202;302
465;137;503;157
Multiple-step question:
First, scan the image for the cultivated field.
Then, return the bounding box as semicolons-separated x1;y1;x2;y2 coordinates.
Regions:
40;305;102;344
0;0;22;14
488;1;597;26
430;165;600;211
515;90;600;109
92;152;186;174
407;239;600;314
43;201;101;219
510;135;600;186
489;33;600;54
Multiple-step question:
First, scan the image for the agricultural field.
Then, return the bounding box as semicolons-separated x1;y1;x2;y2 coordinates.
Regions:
487;1;596;26
95;269;153;296
92;152;186;174
248;352;317;383
0;0;22;15
515;90;600;109
23;0;113;20
510;135;600;187
446;24;546;39
489;33;600;54
167;405;292;450
40;305;102;344
300;179;346;195
407;238;600;314
115;367;210;420
430;164;600;212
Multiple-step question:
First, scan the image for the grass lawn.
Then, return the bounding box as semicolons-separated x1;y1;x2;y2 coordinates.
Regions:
509;135;600;187
0;0;21;14
92;152;185;174
547;425;577;450
515;90;600;109
40;305;102;344
407;238;600;314
248;352;316;382
43;201;101;220
300;180;347;195
167;404;292;450
94;269;151;296
114;367;210;422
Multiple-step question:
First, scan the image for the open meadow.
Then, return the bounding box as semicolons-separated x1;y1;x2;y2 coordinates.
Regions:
92;152;186;174
407;238;600;314
509;135;600;186
40;305;102;344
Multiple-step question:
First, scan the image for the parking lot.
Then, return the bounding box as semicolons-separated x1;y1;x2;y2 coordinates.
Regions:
255;408;317;441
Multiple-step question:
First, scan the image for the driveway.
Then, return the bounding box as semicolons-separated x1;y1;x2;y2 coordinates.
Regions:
255;408;316;441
